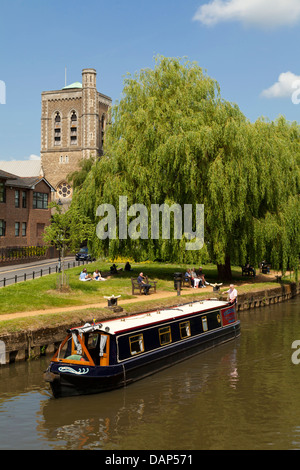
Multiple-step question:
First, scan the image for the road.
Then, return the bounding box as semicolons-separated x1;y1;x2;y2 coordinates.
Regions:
0;257;84;287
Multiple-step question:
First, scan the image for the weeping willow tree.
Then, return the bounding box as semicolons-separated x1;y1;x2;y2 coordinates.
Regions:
70;56;300;281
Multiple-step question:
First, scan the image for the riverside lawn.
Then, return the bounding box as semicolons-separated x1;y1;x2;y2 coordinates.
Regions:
0;261;289;334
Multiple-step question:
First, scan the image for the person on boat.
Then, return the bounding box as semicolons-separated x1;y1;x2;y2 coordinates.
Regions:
79;268;92;281
93;269;107;281
226;284;238;303
137;272;151;295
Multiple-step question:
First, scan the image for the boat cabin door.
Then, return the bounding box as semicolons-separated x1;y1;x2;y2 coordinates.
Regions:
99;334;110;366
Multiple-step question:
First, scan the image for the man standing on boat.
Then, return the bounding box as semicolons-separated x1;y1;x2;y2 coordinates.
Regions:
226;284;238;303
137;272;151;295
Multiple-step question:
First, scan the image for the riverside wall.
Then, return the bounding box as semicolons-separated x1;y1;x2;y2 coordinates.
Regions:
0;281;299;366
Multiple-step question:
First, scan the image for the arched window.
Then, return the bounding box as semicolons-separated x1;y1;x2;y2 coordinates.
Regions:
71;111;77;123
54;112;61;146
70;111;77;145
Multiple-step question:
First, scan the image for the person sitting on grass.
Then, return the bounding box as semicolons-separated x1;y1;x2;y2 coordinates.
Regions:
79;268;92;281
93;269;107;281
124;261;132;271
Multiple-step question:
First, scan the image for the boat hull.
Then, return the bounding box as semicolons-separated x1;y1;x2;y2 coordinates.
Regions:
45;321;240;398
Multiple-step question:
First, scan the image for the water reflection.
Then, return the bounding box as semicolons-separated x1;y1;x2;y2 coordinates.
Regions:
39;340;242;450
0;297;300;450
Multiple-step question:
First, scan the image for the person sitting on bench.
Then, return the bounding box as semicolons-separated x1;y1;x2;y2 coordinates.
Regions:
137;272;151;295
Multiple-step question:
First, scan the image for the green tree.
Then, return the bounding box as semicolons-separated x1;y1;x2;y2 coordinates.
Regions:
71;56;300;281
43;203;95;285
68;156;95;190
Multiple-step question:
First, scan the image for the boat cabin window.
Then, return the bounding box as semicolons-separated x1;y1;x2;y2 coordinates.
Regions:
58;335;89;362
202;316;208;332
87;333;99;349
129;334;144;355
179;321;191;339
159;326;172;346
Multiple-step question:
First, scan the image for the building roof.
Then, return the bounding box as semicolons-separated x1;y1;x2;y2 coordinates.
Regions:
0;160;43;178
62;82;82;89
5;176;55;191
0;169;17;180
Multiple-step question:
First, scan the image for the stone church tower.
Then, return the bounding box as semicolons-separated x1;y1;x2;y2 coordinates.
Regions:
40;68;111;203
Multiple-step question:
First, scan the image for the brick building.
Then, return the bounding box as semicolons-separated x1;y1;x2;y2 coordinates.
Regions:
40;68;112;205
0;169;54;249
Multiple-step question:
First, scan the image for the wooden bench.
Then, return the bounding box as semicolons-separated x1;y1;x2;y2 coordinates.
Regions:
131;277;157;295
182;277;191;288
242;266;256;277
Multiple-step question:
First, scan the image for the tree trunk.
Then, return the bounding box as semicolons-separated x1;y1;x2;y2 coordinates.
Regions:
217;255;232;282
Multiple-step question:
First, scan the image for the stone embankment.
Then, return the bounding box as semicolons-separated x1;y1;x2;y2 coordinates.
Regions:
233;281;300;311
0;282;299;366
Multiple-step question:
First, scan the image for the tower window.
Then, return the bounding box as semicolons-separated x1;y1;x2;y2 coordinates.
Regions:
71;111;77;122
54;112;61;146
101;114;106;129
55;128;61;145
70;111;77;145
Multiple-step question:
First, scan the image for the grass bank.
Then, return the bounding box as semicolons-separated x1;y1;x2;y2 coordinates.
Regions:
0;261;281;315
0;260;292;334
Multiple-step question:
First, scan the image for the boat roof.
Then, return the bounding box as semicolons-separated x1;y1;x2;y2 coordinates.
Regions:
71;299;229;336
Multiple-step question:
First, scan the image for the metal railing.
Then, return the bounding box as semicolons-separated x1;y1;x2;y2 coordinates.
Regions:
0;259;93;288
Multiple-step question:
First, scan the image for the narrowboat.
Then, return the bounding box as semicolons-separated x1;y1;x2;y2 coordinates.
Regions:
44;299;240;398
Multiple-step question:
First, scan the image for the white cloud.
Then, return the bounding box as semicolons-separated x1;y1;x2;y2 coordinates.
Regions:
29;154;40;160
261;72;300;99
193;0;300;29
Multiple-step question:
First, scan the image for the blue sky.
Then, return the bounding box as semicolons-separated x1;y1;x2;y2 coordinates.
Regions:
1;0;300;161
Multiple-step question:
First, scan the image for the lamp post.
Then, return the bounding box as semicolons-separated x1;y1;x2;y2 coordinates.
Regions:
56;198;63;273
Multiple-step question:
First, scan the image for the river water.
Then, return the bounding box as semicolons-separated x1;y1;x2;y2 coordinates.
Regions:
0;297;299;451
